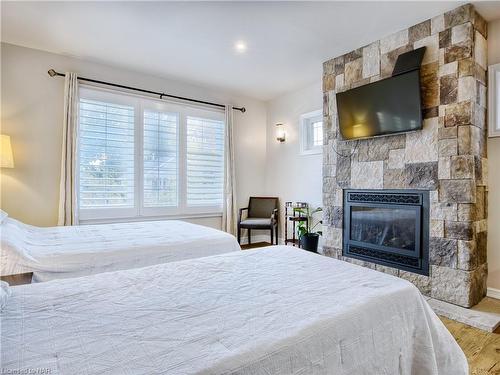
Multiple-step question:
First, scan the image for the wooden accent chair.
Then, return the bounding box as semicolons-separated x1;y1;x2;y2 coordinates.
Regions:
238;197;279;245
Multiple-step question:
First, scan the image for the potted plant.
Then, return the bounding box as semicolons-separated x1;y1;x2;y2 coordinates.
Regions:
294;206;323;253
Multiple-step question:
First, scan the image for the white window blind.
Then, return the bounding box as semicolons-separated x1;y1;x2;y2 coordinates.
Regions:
312;120;323;147
143;110;178;207
186;116;224;207
79;98;135;208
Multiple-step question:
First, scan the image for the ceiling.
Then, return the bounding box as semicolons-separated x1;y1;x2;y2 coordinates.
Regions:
2;1;500;101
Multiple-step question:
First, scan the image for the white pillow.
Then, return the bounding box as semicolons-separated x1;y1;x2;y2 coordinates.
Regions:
0;280;11;310
0;210;8;224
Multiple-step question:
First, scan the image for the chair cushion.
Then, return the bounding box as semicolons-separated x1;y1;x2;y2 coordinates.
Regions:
239;218;273;229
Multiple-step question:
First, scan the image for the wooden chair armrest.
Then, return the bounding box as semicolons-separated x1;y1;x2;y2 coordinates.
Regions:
239;207;248;222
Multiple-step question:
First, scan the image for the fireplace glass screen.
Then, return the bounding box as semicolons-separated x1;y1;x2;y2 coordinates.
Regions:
350;206;416;251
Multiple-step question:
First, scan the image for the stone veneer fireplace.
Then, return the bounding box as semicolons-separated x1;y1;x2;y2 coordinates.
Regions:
322;4;488;308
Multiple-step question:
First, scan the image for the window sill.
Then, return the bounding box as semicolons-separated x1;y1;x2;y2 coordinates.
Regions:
78;212;223;225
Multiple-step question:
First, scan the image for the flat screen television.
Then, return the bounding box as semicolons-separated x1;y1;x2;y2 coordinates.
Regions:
336;70;422;140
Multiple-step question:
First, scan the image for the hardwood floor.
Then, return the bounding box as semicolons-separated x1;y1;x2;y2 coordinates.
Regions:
240;241;272;250
441;317;500;374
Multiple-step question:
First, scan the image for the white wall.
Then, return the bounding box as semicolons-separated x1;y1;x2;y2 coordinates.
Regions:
0;43;268;228
264;81;323;241
487;19;500;291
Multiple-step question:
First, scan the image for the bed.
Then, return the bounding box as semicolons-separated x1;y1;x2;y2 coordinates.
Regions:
0;212;240;282
1;245;467;374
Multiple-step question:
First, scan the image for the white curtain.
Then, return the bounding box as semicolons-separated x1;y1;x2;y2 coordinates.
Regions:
222;105;237;235
57;72;79;226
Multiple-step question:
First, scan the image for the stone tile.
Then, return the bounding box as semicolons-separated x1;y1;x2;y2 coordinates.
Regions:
323;59;335;75
404;117;438;163
445;221;474;240
380;29;409;54
430;202;458;221
431;264;484;308
375;264;399;277
420;62;439;108
450;155;474;179
444;101;471;127
344;58;362;86
351;160;383;189
388;149;405;169
345;48;362;63
380;44;412;78
451;22;473;44
440;75;457;105
438;61;458;77
400;271;431;295
335;73;345;92
474;31;487;70
336;155;351;188
473;10;488;38
405;161;438;189
430;237;457;268
457;240;477;271
423;107;438;119
458;204;476;222
477;82;487;108
357;135;404;162
331;206;343;228
430;220;444;238
438;138;457;157
362;42;380;78
457;126;471;155
427;297;500;332
383;168;406;189
323;74;335;92
458;58;474;77
444;42;472;64
444;4;473;29
438;126;457;140
414;34;439;64
324;226;343;249
475;186;486;220
438;157;451;179
439;179;476;203
439;29;451;49
457;76;475;102
334;55;345;75
477;231;487;265
431;14;445;35
430;190;439;203
409;20;431;43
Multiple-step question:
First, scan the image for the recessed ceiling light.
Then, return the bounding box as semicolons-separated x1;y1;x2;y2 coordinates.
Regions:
234;41;247;53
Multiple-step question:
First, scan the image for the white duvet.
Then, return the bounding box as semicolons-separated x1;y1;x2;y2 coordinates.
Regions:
1;246;467;374
0;217;240;282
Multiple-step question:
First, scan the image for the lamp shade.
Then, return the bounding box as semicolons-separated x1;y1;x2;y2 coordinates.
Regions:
1;135;14;168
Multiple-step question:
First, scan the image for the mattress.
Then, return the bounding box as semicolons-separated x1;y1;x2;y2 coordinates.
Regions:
1;246;467;374
0;217;240;282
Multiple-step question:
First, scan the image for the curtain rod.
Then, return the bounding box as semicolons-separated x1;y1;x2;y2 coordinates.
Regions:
47;69;246;113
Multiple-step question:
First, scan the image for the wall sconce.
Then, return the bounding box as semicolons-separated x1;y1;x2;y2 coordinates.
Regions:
0;135;14;168
276;123;286;143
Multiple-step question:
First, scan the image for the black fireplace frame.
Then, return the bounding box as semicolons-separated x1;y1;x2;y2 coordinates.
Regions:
343;189;429;276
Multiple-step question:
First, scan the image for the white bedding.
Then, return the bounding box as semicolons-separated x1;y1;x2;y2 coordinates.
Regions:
1;246;467;374
0;217;240;282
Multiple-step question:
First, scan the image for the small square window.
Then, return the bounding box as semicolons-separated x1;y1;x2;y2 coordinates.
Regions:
300;110;323;155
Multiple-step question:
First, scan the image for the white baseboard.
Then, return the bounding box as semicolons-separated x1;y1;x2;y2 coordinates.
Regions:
238;235;283;245
487;287;500;300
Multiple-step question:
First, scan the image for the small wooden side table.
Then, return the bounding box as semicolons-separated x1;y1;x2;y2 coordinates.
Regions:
1;272;33;286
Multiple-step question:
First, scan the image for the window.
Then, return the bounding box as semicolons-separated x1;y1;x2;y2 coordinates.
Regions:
300;110;323;155
489;63;500;137
78;87;225;222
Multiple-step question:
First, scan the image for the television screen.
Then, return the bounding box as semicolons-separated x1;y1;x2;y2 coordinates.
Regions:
336;70;422;140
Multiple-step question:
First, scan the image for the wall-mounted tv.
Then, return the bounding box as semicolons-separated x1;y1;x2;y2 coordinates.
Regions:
336;70;422;140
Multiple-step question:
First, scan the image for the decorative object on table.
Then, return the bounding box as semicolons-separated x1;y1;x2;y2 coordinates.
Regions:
284;202;309;247
295;206;323;253
275;123;286;143
0;135;14;168
238;197;279;245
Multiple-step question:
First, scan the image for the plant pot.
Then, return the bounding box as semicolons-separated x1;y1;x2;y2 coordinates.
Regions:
299;233;320;253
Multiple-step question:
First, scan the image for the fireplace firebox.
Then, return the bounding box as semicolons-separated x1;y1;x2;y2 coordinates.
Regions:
343;189;429;276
